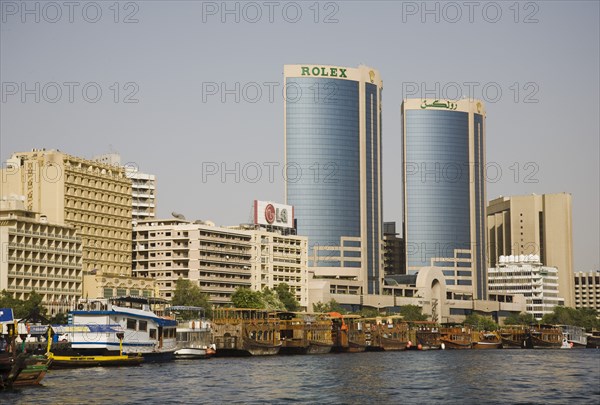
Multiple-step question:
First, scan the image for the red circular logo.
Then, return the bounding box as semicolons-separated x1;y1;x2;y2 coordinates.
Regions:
264;204;275;224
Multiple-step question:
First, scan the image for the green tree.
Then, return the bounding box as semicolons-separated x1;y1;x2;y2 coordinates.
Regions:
0;289;47;319
261;288;286;311
357;307;380;318
231;287;265;309
503;312;536;326
399;305;428;321
464;313;499;331
171;278;212;318
49;312;68;325
275;283;300;312
541;306;600;330
312;299;346;314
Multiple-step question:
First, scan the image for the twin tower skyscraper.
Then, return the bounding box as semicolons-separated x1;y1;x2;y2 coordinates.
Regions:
283;64;487;301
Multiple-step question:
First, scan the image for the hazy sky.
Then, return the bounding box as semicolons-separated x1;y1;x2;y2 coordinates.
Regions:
1;1;598;271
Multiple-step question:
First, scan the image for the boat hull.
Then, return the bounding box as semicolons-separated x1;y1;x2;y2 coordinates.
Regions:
472;341;502;349
174;348;213;359
49;354;143;369
441;340;472;349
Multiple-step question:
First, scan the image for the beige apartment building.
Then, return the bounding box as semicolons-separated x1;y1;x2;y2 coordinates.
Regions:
487;193;574;307
93;153;156;223
574;271;600;312
1;149;132;275
0;197;83;315
82;271;157;300
132;219;308;307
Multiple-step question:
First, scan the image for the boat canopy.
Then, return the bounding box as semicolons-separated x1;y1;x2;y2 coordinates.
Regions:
49;324;125;334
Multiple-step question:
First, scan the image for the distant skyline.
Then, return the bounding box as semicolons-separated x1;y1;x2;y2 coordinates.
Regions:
1;1;598;271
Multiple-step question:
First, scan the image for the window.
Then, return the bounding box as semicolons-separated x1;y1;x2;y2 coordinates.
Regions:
138;320;148;331
126;318;137;330
116;288;127;296
149;329;157;339
103;288;114;298
129;289;139;296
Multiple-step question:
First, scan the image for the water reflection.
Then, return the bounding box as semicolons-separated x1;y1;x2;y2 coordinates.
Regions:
3;350;599;404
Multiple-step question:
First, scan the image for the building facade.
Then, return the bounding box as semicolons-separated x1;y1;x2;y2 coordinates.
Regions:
93;153;157;223
488;255;563;320
573;271;600;312
82;271;157;299
1;149;132;274
487;193;574;306
284;64;384;296
0;198;82;315
402;99;487;299
132;217;308;307
383;222;406;275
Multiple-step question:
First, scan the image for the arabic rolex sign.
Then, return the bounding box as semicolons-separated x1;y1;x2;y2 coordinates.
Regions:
254;200;294;228
301;66;348;78
420;99;458;110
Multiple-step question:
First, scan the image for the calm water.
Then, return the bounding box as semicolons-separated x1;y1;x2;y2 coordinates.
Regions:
3;350;599;404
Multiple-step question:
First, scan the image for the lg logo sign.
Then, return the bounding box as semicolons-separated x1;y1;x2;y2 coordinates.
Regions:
264;203;288;225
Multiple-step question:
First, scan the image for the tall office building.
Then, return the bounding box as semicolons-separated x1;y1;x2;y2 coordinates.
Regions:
402;99;487;299
487;193;574;306
1;149;132;274
93;153;157;223
284;64;383;295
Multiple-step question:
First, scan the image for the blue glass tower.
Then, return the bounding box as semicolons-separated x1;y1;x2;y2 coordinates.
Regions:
284;65;383;295
402;99;487;299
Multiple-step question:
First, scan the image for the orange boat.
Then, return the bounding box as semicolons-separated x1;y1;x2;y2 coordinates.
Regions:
329;313;366;353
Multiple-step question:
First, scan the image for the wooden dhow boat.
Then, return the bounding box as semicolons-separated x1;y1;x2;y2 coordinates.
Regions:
329;313;367;353
276;312;333;355
212;308;281;356
365;316;409;351
471;331;502;349
439;326;472;349
499;326;529;348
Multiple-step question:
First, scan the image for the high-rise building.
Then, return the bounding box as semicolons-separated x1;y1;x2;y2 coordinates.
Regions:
402;99;487;299
488;255;563;320
284;64;383;296
0;197;82;314
487;193;574;306
1;149;132;274
573;271;600;312
383;222;406;275
93;153;157;223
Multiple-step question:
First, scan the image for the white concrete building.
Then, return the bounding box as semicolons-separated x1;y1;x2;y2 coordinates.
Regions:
488;255;563;320
132;215;308;308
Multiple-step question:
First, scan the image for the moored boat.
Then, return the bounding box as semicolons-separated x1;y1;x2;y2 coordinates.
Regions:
472;331;502;349
365;316;409;351
585;331;600;348
212;308;281;356
12;354;51;386
440;326;472;349
64;296;178;362
167;306;215;359
276;312;333;355
499;326;529;349
407;321;441;350
529;324;563;349
558;325;587;348
329;313;367;353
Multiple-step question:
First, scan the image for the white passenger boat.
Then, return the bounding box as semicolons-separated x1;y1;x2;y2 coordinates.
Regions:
67;296;177;362
166;306;215;359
